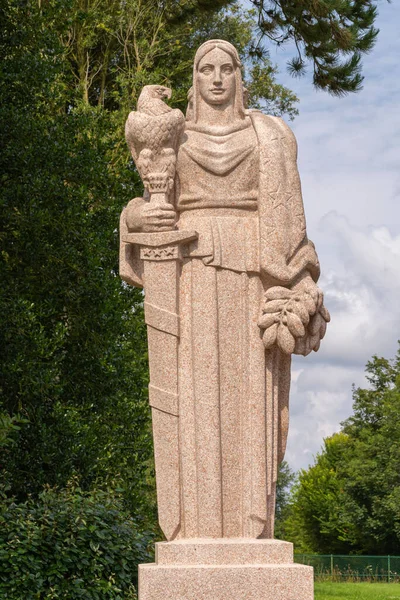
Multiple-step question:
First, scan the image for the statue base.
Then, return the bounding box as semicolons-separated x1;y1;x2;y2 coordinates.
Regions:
139;538;313;600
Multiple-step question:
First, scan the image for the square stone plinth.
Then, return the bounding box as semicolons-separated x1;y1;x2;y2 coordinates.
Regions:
139;539;313;600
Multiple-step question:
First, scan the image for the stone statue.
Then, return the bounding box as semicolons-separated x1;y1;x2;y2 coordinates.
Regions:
120;39;329;600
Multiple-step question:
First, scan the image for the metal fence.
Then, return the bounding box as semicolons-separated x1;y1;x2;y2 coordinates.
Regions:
294;554;400;582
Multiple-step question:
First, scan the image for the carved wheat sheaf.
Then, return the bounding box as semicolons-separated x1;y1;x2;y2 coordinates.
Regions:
258;285;330;356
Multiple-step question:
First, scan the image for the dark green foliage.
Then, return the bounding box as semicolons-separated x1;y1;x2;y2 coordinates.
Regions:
250;0;382;94
0;0;300;588
281;345;400;554
274;460;295;539
0;0;299;526
280;432;356;553
0;0;154;523
339;349;400;554
0;484;152;599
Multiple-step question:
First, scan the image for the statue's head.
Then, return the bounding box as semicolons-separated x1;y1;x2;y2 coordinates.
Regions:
190;40;245;122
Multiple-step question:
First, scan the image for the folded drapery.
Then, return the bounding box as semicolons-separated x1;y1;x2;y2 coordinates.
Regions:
178;212;260;273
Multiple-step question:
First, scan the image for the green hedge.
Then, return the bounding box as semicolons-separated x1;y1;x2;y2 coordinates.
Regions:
0;484;153;599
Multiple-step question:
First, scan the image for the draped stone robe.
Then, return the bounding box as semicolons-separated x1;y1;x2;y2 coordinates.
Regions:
120;111;320;541
173;112;318;540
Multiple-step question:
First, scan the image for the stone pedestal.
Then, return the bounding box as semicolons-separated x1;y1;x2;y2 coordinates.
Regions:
139;539;313;600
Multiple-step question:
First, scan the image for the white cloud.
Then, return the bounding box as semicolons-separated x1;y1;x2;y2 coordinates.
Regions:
287;216;400;471
266;1;400;470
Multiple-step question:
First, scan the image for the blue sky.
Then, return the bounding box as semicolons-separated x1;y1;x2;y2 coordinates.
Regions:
258;1;400;471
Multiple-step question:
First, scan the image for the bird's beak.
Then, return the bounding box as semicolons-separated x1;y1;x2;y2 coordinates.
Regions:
163;88;172;99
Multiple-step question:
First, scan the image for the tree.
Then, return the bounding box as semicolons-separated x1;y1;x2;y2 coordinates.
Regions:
249;0;382;95
0;0;152;521
0;0;299;533
274;460;296;540
339;349;400;554
281;345;400;554
0;483;153;599
48;0;298;118
279;433;356;553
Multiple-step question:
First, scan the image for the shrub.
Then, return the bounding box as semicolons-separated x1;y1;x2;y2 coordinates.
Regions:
0;483;153;599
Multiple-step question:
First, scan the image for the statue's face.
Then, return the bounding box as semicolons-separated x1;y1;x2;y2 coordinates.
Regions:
197;47;236;106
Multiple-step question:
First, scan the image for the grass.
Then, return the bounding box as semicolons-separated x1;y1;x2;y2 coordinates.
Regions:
315;582;400;599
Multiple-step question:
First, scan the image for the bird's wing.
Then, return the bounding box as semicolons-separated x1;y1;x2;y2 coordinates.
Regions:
127;110;184;151
144;98;172;116
125;110;152;163
125;108;186;169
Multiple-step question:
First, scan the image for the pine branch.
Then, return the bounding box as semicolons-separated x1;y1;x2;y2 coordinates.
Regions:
250;0;383;95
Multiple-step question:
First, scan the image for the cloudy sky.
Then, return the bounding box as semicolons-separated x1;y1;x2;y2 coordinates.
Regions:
265;1;400;472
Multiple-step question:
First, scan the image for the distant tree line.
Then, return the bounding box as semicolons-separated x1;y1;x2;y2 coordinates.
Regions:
276;345;400;556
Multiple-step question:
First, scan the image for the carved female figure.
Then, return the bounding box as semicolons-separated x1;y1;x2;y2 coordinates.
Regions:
121;40;329;542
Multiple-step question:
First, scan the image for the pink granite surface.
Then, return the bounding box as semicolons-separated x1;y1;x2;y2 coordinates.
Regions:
119;38;329;600
140;539;313;600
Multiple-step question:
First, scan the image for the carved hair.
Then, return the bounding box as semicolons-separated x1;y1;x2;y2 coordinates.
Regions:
189;39;245;122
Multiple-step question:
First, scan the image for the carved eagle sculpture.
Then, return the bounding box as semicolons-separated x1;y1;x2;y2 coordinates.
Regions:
125;85;185;194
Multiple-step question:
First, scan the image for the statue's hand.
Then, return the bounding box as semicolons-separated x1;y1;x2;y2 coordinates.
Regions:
125;197;176;232
258;277;330;355
140;202;176;232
